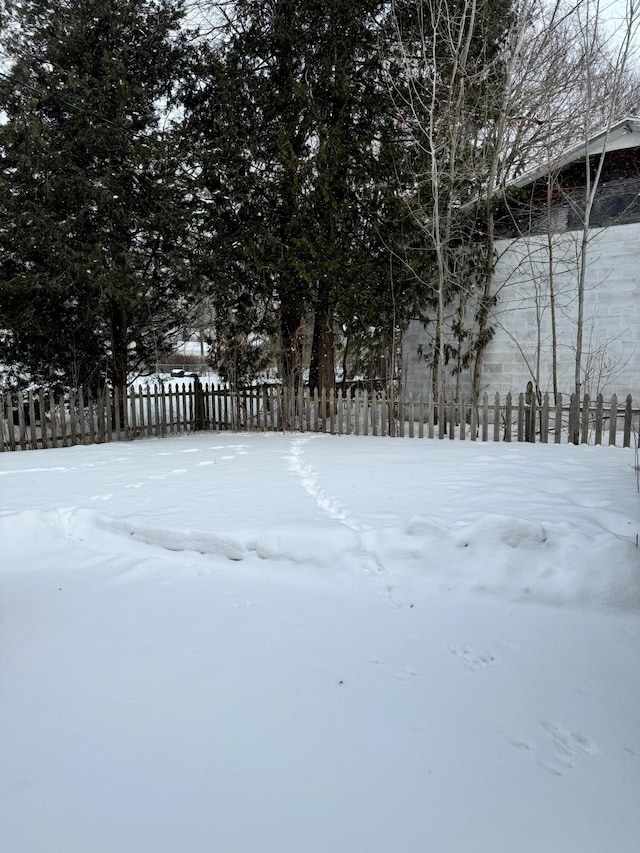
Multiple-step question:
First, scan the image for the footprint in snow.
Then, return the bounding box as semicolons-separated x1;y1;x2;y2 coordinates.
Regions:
393;667;419;681
538;719;600;775
511;721;600;776
448;644;499;671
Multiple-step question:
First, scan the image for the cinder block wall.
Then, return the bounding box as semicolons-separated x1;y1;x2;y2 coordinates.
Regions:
403;221;640;401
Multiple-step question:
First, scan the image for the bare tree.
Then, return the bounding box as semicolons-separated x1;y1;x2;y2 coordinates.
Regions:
571;0;640;411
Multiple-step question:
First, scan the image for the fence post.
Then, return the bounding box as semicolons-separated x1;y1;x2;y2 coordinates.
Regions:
524;382;533;443
569;393;579;445
517;393;525;442
193;377;205;431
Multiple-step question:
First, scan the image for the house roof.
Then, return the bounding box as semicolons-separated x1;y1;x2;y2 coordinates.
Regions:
511;116;640;189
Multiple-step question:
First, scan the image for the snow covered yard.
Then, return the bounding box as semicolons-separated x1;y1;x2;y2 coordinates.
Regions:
1;433;639;853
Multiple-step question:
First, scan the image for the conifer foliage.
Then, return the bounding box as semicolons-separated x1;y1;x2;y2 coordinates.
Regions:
187;0;416;391
0;0;197;391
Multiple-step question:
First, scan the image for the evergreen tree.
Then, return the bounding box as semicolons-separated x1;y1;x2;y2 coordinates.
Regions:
188;0;416;392
0;0;198;392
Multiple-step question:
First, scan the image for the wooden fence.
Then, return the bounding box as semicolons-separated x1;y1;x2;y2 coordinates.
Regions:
1;382;638;452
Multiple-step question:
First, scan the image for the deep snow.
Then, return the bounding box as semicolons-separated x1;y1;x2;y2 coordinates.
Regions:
1;433;639;853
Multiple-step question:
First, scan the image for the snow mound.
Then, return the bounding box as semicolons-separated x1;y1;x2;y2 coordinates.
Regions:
1;506;638;612
99;515;362;567
0;509;362;570
365;513;640;613
453;514;548;549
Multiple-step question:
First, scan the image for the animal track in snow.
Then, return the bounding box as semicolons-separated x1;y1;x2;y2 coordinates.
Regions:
509;721;600;777
393;666;419;681
287;437;359;531
448;644;499;671
286;437;392;593
538;720;600;775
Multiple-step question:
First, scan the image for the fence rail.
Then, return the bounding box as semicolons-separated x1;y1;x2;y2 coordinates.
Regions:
1;383;638;452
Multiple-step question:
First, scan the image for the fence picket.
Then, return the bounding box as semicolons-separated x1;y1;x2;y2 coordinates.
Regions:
481;394;488;442
16;392;27;448
2;383;639;452
609;394;618;446
581;394;590;445
381;390;388;438
87;388;96;445
595;394;603;445
504;392;512;442
28;391;37;449
554;393;562;444
58;393;68;447
541;393;549;444
38;388;48;449
5;393;16;451
0;392;5;452
624;395;633;448
330;389;336;435
517;394;525;442
105;388;113;443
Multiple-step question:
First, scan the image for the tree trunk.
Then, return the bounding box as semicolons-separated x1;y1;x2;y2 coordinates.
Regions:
279;300;304;394
110;302;129;427
309;280;335;401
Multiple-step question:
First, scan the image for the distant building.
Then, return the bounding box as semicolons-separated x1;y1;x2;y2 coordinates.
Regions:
403;117;640;401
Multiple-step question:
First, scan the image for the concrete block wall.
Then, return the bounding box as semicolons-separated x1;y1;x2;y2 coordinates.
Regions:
403;221;640;401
